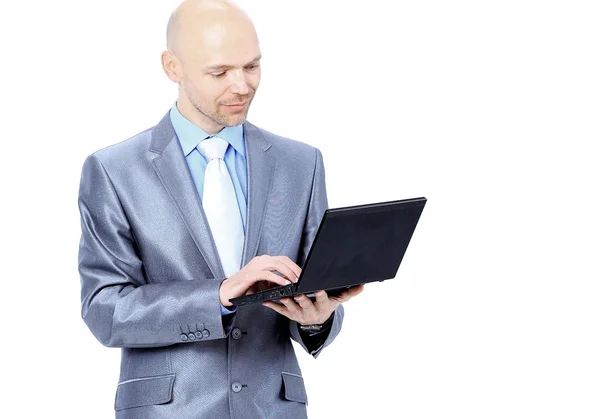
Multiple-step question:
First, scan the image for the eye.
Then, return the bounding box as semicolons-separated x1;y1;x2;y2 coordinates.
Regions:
211;71;227;78
245;63;260;71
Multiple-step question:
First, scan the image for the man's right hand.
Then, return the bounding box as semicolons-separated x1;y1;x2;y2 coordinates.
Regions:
219;255;301;306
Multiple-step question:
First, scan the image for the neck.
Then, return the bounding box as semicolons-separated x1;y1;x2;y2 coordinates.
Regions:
176;96;224;135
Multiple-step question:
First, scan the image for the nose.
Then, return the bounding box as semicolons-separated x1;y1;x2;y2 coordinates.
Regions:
229;69;250;95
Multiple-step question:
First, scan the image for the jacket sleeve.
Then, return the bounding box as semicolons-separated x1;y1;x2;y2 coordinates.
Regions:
289;147;344;358
78;154;233;349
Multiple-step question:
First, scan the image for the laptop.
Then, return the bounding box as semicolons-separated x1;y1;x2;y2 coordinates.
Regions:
229;197;427;306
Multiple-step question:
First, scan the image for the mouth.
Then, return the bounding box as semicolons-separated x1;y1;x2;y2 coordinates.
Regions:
222;101;248;108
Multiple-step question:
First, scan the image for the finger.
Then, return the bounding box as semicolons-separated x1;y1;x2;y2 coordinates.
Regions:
279;297;301;315
294;295;321;324
336;284;365;302
271;260;299;283
250;271;292;288
262;301;287;315
277;256;302;279
293;294;314;310
257;256;299;283
346;284;365;297
314;290;329;305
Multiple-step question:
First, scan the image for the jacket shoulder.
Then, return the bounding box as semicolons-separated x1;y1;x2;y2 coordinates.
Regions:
90;127;155;165
246;122;321;164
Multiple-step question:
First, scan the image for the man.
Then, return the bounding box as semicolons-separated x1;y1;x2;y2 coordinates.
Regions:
77;0;363;418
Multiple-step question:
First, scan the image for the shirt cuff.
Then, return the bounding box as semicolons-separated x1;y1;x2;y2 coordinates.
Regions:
297;312;335;354
220;304;237;316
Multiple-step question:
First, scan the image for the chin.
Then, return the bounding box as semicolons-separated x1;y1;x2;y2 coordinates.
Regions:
222;113;248;127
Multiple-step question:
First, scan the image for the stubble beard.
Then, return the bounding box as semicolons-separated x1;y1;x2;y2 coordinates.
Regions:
187;87;253;128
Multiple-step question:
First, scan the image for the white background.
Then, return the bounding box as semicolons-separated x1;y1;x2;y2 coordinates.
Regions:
1;0;599;418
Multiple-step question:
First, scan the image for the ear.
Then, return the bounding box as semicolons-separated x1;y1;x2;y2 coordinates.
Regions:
161;50;182;83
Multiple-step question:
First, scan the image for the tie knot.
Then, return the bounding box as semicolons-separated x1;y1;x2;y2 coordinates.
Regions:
197;136;228;161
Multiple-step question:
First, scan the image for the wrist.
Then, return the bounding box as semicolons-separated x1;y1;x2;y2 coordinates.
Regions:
298;311;335;332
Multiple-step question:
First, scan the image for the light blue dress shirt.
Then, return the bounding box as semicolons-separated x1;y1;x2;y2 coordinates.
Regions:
170;103;247;314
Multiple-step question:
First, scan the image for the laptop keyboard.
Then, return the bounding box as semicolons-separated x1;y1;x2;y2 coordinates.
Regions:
234;283;297;306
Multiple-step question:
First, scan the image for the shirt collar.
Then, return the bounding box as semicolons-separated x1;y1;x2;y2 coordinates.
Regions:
169;102;245;157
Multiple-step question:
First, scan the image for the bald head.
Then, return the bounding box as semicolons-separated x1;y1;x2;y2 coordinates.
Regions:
166;0;256;59
161;0;262;134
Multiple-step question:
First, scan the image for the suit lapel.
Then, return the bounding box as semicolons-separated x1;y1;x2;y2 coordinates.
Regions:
241;122;275;266
148;113;275;278
149;112;225;279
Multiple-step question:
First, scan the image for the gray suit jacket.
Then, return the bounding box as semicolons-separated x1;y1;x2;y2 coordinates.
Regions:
77;112;344;419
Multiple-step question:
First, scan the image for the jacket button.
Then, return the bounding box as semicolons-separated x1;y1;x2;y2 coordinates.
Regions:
202;329;210;338
188;333;196;341
231;382;242;393
232;328;242;340
180;333;188;341
195;331;203;340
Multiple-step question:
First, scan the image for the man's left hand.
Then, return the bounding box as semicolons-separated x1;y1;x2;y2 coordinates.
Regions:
262;284;364;326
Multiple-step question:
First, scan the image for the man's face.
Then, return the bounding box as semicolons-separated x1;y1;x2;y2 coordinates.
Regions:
177;23;261;132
